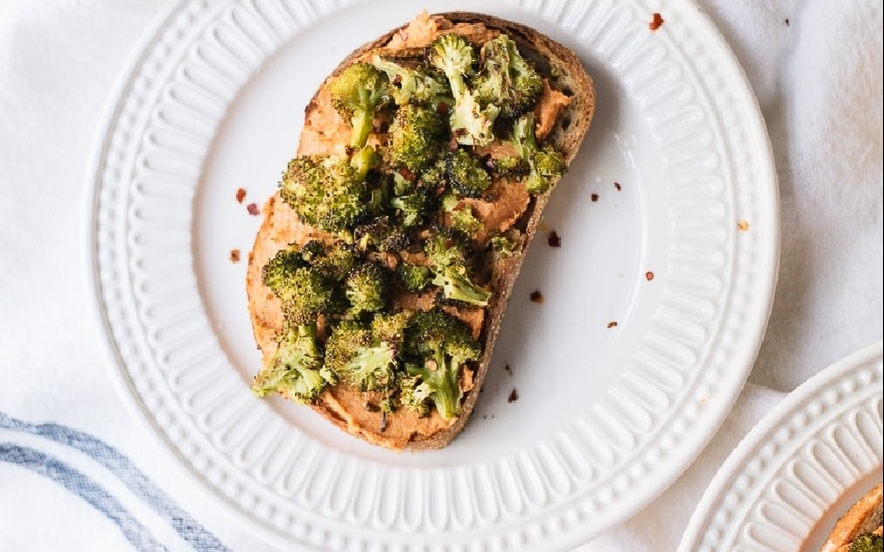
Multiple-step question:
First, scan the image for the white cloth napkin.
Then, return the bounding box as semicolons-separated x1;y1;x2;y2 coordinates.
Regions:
1;0;881;550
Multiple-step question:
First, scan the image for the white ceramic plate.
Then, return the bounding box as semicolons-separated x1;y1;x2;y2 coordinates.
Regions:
86;0;778;549
679;341;884;552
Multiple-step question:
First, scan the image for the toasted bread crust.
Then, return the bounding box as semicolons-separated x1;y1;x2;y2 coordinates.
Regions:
247;12;595;450
819;483;883;552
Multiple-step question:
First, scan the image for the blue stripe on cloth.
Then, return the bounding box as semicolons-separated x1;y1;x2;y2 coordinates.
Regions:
0;412;229;552
0;443;169;552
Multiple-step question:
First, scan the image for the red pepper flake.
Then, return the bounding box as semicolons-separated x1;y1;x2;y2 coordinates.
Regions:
607;321;618;329
229;249;241;263
591;193;600;202
398;167;416;181
649;13;664;31
614;182;622;191
645;271;654;281
529;291;544;304
737;220;750;231
547;231;562;248
235;187;246;203
246;202;260;216
508;388;519;403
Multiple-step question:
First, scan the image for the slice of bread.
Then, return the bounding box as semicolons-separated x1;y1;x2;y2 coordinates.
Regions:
819;482;883;552
246;11;595;450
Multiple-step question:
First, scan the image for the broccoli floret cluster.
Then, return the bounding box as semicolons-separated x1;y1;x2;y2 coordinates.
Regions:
329;62;391;149
848;533;882;552
399;308;481;419
252;324;334;403
281;151;379;233
259;29;567;418
510;113;567;194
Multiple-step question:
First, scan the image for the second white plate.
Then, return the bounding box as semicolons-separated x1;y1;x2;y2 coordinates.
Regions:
679;341;884;552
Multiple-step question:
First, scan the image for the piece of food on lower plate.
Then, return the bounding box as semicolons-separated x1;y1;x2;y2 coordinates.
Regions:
819;482;883;552
245;11;595;450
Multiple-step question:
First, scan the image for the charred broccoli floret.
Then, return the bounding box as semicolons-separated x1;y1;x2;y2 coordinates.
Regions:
281;153;377;233
510;113;566;194
262;247;343;323
400;308;481;419
397;262;432;293
251;324;333;403
344;261;391;315
371;55;452;107
256;247;344;402
386;104;448;173
423;228;474;268
432;267;492;307
423;230;491;307
389;186;435;228
474;34;543;118
428;33;499;146
398;374;431;416
417;157;449;190
324;311;412;392
440;192;482;236
371;311;412;347
324;319;396;391
445;148;491;198
490;232;521;259
848;533;882;552
299;239;356;281
328;62;391;148
354;216;411;253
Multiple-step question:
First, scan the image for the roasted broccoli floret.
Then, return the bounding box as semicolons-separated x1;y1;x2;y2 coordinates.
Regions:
324;319;396;392
299;239;356;281
510;113;566;194
386;104;448;173
354;216;411;253
281;154;375;233
432;267;492;307
262;248;343;323
251;324;333;403
328;62;391;148
445;148;491;198
428;33;499;146
849;533;883;552
490;232;520;259
440;192;482;236
389;186;435;228
418;157;449;190
344;261;390;315
257;248;341;401
371;55;452;107
261;247;307;294
371;310;412;348
423;228;473;268
490;154;529;178
398;374;431;416
400;308;481;419
423;230;491;307
397;262;432;293
324;311;412;392
474;34;543;118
